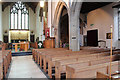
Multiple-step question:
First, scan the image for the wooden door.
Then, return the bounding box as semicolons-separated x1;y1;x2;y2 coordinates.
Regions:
87;30;98;47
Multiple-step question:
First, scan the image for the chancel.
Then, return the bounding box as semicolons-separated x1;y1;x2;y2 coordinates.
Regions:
0;0;120;80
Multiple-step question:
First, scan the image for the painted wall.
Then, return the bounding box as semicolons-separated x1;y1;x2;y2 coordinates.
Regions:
83;3;116;48
2;6;10;36
29;7;36;36
35;3;45;41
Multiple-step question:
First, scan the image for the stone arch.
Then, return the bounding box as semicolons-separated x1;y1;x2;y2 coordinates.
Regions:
53;1;69;48
53;0;83;51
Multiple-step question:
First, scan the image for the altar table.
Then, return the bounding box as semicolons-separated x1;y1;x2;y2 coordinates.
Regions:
13;42;29;52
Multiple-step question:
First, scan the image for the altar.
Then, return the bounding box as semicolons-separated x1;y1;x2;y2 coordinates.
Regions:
13;42;29;52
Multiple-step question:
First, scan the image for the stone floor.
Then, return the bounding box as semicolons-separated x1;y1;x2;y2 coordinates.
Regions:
7;55;47;78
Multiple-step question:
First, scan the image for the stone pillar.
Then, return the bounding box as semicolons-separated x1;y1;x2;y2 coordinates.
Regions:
69;2;82;51
0;3;3;41
113;8;119;49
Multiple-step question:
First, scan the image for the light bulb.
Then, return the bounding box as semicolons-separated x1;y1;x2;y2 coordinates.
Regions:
40;1;44;7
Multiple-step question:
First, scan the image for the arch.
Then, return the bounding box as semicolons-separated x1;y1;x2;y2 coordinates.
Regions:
52;0;83;51
52;1;69;48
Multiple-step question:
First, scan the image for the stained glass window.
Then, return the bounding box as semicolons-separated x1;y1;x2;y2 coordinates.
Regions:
10;1;29;30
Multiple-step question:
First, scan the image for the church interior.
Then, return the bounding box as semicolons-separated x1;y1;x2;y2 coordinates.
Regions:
0;0;120;79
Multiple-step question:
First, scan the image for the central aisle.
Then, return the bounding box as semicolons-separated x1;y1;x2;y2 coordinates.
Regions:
7;55;47;78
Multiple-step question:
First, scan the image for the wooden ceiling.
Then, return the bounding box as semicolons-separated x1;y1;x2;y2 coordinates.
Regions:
2;2;38;12
81;2;112;13
2;2;112;13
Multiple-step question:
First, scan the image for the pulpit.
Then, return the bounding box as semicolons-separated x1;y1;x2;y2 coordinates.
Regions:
45;37;55;48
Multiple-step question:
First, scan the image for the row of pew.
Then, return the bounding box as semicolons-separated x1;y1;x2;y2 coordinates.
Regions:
0;42;12;80
30;42;38;49
32;48;120;79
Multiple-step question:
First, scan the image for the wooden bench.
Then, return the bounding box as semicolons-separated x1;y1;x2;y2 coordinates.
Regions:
33;48;69;64
33;48;118;78
97;61;120;79
37;48;120;71
0;51;3;80
2;50;11;78
97;72;120;79
55;54;118;78
34;48;120;69
32;48;68;62
66;61;119;78
46;52;111;78
39;49;111;69
0;41;12;79
32;48;120;78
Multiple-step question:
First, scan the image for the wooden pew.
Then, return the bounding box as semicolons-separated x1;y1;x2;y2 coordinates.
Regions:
0;42;12;79
0;51;3;80
97;61;120;79
55;54;118;78
2;50;11;78
40;49;109;72
46;52;111;78
37;48;120;70
33;48;69;64
34;48;118;78
66;61;119;78
36;49;75;71
97;72;120;79
39;48;110;68
34;48;120;69
30;42;38;49
32;48;120;78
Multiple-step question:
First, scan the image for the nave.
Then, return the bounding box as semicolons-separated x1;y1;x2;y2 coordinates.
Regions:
7;55;47;79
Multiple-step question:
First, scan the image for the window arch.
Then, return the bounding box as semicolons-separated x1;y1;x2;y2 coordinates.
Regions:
10;1;29;30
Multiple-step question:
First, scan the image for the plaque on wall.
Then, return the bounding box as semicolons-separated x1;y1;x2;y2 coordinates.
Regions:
106;33;112;39
72;37;76;40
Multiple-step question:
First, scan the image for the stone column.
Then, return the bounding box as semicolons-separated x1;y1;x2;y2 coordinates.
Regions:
69;2;82;51
113;8;119;49
0;2;3;41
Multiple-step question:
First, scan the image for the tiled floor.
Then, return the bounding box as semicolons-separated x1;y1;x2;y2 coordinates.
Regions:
7;55;47;78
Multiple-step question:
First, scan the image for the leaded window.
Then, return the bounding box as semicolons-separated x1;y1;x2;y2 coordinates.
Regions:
10;1;29;30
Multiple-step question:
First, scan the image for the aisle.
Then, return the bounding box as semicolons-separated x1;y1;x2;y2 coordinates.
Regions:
7;55;47;78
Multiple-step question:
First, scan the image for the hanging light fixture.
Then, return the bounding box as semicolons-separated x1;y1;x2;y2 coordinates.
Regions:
40;0;44;7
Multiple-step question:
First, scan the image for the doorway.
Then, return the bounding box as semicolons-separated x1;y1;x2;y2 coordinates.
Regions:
87;29;98;46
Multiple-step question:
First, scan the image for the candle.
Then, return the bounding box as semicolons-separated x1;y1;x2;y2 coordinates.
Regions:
111;25;113;33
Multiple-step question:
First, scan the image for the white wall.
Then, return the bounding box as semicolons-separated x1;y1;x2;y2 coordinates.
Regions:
83;3;116;48
29;7;36;36
2;6;10;36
